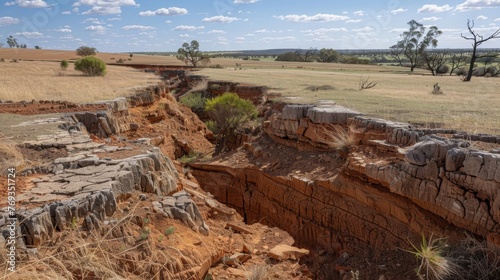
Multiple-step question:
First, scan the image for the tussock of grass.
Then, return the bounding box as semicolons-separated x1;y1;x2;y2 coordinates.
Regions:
318;125;357;153
0;140;25;175
404;234;459;280
447;234;500;280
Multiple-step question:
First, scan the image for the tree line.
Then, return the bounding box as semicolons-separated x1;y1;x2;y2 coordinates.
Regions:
390;19;499;81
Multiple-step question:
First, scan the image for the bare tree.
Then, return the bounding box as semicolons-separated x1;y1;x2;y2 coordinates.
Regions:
448;53;468;76
461;19;500;82
294;48;317;62
422;50;448;76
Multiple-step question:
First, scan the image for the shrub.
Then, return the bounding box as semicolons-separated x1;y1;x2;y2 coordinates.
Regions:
436;65;449;74
205;93;258;155
60;60;68;71
74;56;106;77
180;92;207;113
76;46;97;57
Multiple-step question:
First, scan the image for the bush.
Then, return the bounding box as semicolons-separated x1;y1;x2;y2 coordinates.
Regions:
76;46;97;57
205;93;258;155
436;65;449;74
180;92;207;113
74;56;106;76
60;60;68;71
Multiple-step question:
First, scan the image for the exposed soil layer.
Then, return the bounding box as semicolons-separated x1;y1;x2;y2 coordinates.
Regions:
0;100;107;114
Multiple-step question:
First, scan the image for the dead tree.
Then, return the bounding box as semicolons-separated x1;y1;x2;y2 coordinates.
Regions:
461;19;500;82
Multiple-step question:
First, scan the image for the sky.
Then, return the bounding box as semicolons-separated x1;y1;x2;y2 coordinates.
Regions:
0;0;499;52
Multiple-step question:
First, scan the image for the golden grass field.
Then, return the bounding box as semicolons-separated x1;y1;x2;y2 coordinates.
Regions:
0;48;499;134
0;50;167;103
199;59;500;134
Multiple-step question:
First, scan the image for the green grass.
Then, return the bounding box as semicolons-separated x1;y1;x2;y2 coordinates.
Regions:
198;62;500;134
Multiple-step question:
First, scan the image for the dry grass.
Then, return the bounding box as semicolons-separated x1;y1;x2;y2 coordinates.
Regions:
198;64;500;134
319;125;357;153
0;140;25;175
0;60;162;103
405;234;459;280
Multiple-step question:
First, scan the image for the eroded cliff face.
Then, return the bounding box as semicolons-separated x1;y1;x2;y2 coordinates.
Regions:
190;104;500;256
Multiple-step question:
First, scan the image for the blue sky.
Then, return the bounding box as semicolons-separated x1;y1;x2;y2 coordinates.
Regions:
0;0;499;52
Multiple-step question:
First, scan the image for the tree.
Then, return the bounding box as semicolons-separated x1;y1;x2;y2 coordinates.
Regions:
204;93;258;155
74;56;106;76
35;45;41;49
391;20;442;72
422;50;448;76
461;20;500;82
7;36;18;48
275;52;302;62
76;46;97;57
318;48;339;63
448;53;468;76
177;40;207;68
60;60;69;71
294;48;317;62
389;42;405;66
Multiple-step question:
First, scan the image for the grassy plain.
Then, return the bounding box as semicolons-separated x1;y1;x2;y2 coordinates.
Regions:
200;58;500;134
0;49;499;134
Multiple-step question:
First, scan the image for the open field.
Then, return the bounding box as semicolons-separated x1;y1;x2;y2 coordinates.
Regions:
1;49;499;134
0;48;183;65
0;60;162;103
199;60;500;134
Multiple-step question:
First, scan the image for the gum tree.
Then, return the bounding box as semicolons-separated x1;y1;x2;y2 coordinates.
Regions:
177;40;209;68
391;20;442;72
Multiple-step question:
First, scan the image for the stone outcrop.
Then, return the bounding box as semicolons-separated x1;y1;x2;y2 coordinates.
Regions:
192;103;500;254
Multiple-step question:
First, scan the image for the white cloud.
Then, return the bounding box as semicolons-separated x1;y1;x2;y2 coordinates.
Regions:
261;36;296;41
235;36;245;40
108;17;121;21
55;28;72;32
390;8;408;15
61;11;71;15
421;16;441;21
352;26;375;32
495;18;500;21
172;25;205;31
477;15;488;20
84;25;106;34
0;16;20;26
274;14;349;22
179;34;190;38
353;10;365;16
5;0;48;8
202;16;239;23
139;7;188;16
255;29;274;33
456;0;500;11
122;25;155;31
302;27;348;35
389;28;408;33
417;4;453;13
77;0;138;15
346;19;362;23
234;0;257;3
14;31;43;38
83;18;105;24
208;29;226;34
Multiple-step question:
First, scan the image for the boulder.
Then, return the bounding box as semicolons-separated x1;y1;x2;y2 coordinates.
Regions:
267;244;309;261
